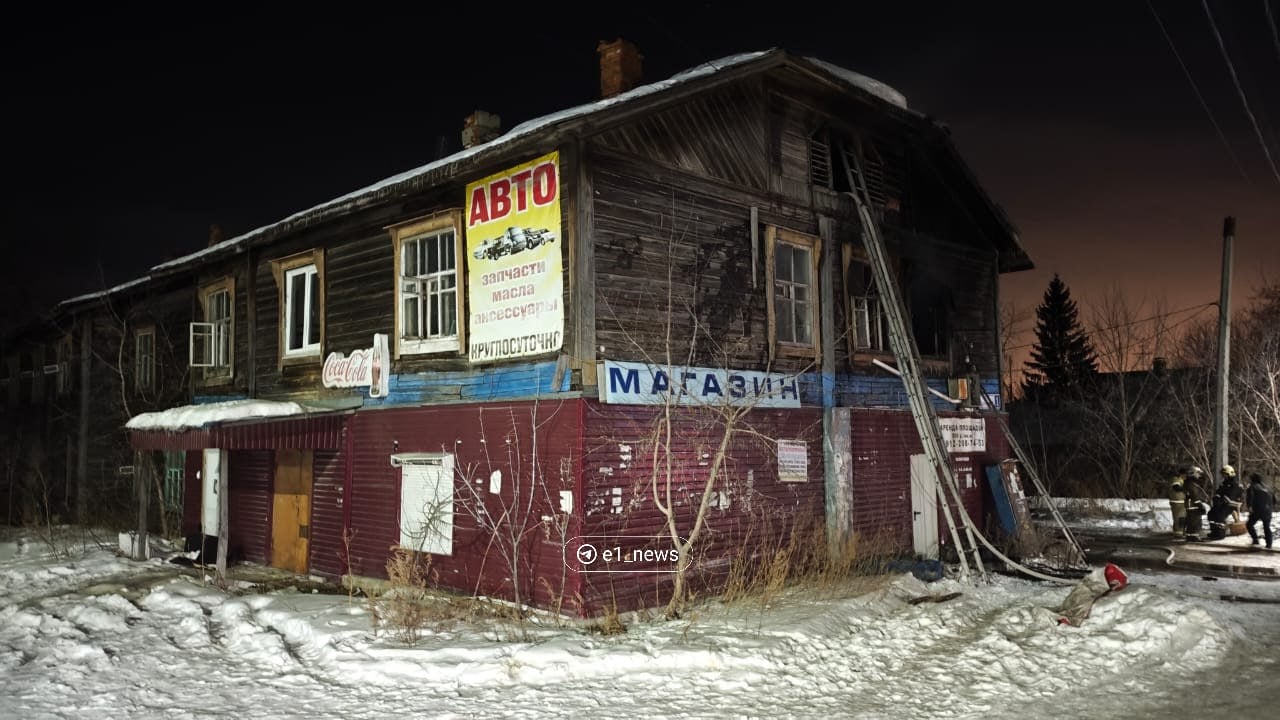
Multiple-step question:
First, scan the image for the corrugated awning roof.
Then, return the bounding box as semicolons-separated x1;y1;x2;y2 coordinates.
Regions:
127;399;349;450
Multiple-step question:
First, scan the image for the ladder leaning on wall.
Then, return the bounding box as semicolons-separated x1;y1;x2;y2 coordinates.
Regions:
839;143;987;582
839;143;1085;585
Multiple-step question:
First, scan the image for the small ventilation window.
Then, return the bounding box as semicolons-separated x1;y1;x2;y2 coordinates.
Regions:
808;129;833;189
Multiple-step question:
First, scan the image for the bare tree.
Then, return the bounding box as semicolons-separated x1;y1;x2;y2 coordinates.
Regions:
594;192;820;619
1000;299;1031;402
453;401;574;631
1073;289;1173;496
1232;282;1280;474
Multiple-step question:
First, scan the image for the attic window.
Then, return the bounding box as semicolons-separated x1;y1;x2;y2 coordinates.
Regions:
808;130;833;189
838;137;905;209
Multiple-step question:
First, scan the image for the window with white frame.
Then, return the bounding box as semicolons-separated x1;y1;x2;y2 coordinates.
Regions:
848;258;887;352
767;227;818;351
284;263;320;355
134;327;155;393
390;212;464;356
208;288;231;368
192;278;234;378
55;334;73;396
270;251;324;364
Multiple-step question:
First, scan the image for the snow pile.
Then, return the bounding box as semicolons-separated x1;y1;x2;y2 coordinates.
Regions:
1032;496;1174;533
126;399;311;430
4;524;1277;719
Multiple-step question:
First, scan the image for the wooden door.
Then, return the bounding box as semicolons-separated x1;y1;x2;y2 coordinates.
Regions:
271;449;312;574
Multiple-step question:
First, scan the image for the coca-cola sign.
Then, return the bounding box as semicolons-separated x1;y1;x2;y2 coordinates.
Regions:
322;333;389;398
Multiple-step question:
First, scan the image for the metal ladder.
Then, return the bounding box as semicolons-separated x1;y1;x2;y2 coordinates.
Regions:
976;384;1089;567
840;143;986;581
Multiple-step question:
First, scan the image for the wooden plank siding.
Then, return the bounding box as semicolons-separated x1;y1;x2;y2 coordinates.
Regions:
594;83;769;191
240;153;577;405
580;401;825;614
343;400;583;610
228;449;272;564
589;153;810;375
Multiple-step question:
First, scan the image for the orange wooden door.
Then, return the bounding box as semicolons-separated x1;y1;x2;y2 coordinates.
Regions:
271;449;312;574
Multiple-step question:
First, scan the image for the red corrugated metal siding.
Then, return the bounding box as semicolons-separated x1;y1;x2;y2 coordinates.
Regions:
581;401;825;615
129;413;347;451
849;409;1008;556
229;450;272;564
182;450;202;537
346;399;583;610
850;409;917;551
310;449;346;578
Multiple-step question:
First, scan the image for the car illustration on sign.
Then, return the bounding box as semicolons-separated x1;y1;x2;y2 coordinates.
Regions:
472;226;557;261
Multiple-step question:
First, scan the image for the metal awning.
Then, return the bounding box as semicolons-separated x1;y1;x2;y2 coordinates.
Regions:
127;399;350;450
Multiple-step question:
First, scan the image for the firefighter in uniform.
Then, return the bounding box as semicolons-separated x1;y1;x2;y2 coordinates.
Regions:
1168;470;1188;539
1219;465;1245;522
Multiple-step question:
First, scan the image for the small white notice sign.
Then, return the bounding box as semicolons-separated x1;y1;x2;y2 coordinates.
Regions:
777;440;808;483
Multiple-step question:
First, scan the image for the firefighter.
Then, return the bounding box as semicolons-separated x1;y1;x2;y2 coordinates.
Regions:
1218;465;1245;522
1184;466;1208;540
1167;470;1187;539
1244;473;1274;550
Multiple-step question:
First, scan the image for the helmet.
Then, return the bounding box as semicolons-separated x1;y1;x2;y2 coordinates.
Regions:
1222;464;1236;478
1104;563;1129;591
1188;466;1205;478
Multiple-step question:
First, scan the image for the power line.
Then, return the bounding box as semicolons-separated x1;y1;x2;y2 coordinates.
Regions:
1009;303;1217;381
1202;0;1280;186
1146;0;1252;183
1267;0;1280;64
1006;300;1219;353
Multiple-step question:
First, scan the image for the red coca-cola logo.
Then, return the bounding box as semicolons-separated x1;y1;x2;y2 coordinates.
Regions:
322;349;373;387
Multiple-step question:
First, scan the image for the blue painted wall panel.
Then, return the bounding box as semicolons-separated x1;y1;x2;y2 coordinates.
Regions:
368;359;572;407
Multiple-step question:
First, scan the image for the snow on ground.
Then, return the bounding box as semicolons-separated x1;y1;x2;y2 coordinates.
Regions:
2;525;1279;719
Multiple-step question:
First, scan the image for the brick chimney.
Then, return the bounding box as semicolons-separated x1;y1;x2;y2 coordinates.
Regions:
597;38;643;98
462;110;501;149
208;223;224;248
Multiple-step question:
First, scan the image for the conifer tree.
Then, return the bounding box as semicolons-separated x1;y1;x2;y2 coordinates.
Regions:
1022;274;1097;396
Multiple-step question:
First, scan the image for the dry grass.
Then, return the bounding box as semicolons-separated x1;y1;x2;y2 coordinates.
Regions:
721;514;900;607
585;602;627;636
368;548;434;645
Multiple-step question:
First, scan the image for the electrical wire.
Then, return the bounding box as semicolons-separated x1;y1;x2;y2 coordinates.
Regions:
1267;0;1280;64
1005;300;1218;353
1202;0;1280;186
1146;0;1252;182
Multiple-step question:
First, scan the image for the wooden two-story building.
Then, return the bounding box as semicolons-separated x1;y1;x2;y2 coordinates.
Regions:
81;43;1028;614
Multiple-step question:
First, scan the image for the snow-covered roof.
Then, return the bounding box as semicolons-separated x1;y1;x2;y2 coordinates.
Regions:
125;399;312;431
803;57;909;109
148;51;779;275
57;276;152;309
147;50;913;277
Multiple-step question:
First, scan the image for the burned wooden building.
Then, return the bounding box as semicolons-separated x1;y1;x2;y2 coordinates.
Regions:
8;42;1032;615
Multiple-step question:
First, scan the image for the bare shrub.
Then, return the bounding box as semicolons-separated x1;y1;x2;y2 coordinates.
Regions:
370;548;434;645
585;602;627;636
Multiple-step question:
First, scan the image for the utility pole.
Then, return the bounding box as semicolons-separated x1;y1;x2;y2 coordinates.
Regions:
1213;216;1234;480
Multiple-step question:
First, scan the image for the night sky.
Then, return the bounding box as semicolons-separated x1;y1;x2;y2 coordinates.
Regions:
4;2;1277;367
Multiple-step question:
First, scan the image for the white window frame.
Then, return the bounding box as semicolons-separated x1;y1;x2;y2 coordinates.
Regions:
208;289;232;369
55;334;72;396
765;226;821;362
398;453;454;556
283;263;320;356
848;258;887;352
193;277;234;379
389;211;465;358
134;326;155;393
271;250;325;365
